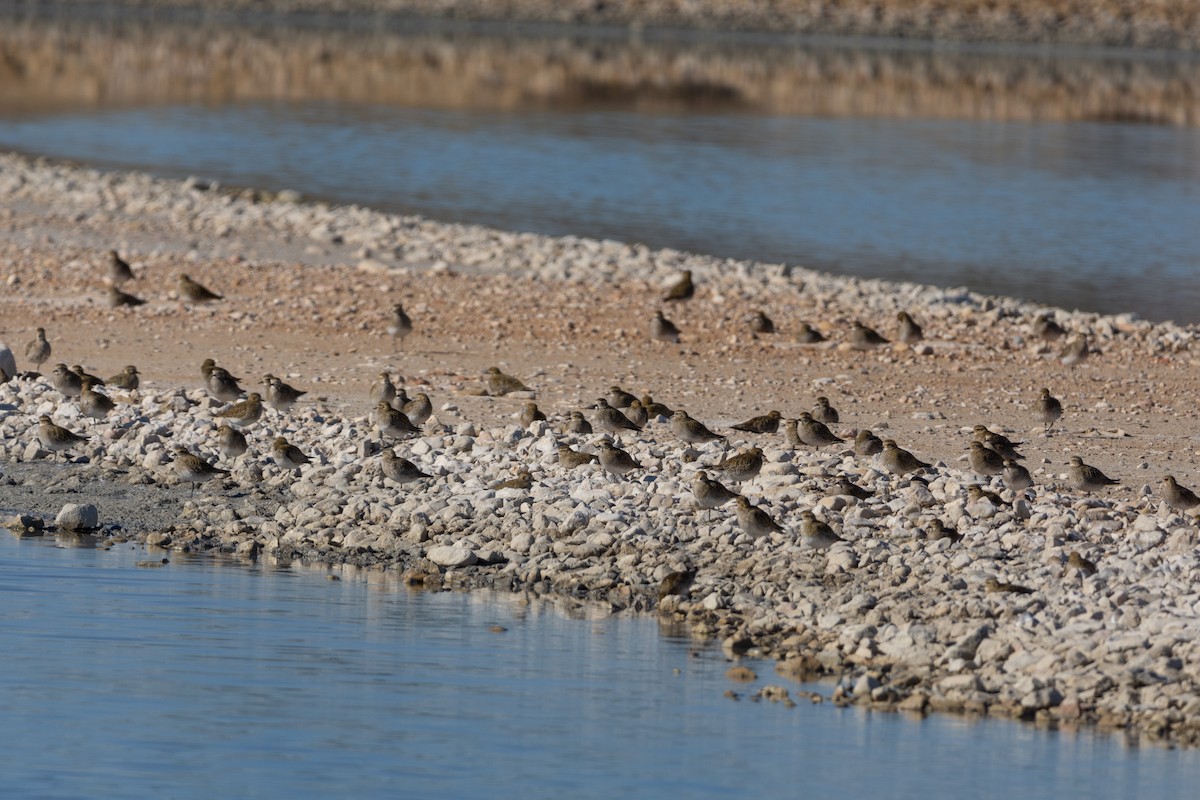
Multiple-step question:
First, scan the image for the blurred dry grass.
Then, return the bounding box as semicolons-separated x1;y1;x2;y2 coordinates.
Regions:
0;16;1197;124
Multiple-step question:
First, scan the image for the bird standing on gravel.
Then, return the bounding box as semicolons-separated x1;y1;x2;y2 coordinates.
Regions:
735;496;784;539
566;411;593;435
207;367;245;403
272;436;312;470
108;285;146;308
811;396;839;425
264;375;306;413
1161;475;1200;512
968;441;1005;477
850;321;889;350
108;365;140;391
1067;456;1118;491
594;398;642;436
1003;459;1033;491
711;447;763;484
796;322;826;344
37;415;87;461
370;372;396;406
375;401;420;439
557;445;598;469
401;392;432;427
651;310;681;344
25;328;51;372
1038;388;1063;433
880;439;931;476
597;440;641;477
519;402;546;428
749;311;775;335
387;303;413;348
799;511;843;549
732;410;782;435
691;470;739;519
217;423;249;461
107;250;135;284
486;367;531;396
663;270;694;302
896;311;923;344
854;429;883;456
173;446;230;495
789;413;844;448
216;393;264;429
178;274;223;303
381;449;432;485
50;364;83;398
671;410;724;445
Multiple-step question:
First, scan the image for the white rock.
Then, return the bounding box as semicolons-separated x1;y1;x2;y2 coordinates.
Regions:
56;503;98;531
427;544;477;568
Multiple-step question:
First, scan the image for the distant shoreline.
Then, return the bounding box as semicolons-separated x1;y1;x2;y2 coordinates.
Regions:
6;0;1200;51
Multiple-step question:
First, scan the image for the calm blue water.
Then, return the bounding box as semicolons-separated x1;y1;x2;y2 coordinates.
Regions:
0;103;1198;321
1;532;1198;799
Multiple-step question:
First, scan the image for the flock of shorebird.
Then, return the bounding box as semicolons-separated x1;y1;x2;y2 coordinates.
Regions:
6;254;1198;550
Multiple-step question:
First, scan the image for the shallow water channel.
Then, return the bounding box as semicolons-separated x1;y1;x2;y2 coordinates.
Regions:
1;533;1198;798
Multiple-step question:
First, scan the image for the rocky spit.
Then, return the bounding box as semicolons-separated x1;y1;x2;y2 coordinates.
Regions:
4;150;1200;746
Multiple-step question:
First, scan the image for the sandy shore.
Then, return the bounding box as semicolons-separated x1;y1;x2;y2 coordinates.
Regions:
4;151;1200;744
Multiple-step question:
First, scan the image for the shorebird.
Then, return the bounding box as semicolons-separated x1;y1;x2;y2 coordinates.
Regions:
493;470;533;491
850;320;889;350
663;270;694;302
1032;314;1067;342
107;365;140;391
796;322;826;344
1003;459;1033;491
735;496;784;539
829;477;872;500
216;393;264;429
731;410;782;435
25;328;51;372
896;311;923;344
789;413;844;448
926;519;962;543
880;439;931;476
518;402;547;427
401;392;432;426
172;446;230;495
985;577;1033;595
50;364;83;398
107;250;135;284
982;432;1024;462
108;285;146;308
1060;335;1090;367
486;367;531;396
1067;456;1118;491
1065;551;1098;577
37;415;87;461
968;441;1005;477
375;401;420;439
271;436;312;470
691;470;739;519
711;447;763;484
671;410;724;445
1161;475;1200;512
263;375;306;413
799;511;842;549
594;398;642;436
557;445;598;469
657;568;697;600
624;399;649;429
566;411;593;435
607;386;638;409
854;429;884;456
641;395;672;419
72;365;104;387
381;449;432;486
216;423;248;461
207;367;245;403
597;440;640;477
1037;388;1063;432
651;310;681;344
387;303;413;347
178;274;223;303
749;311;775;335
369;372;397;406
967;485;1005;506
811;396;839;425
79;382;115;421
